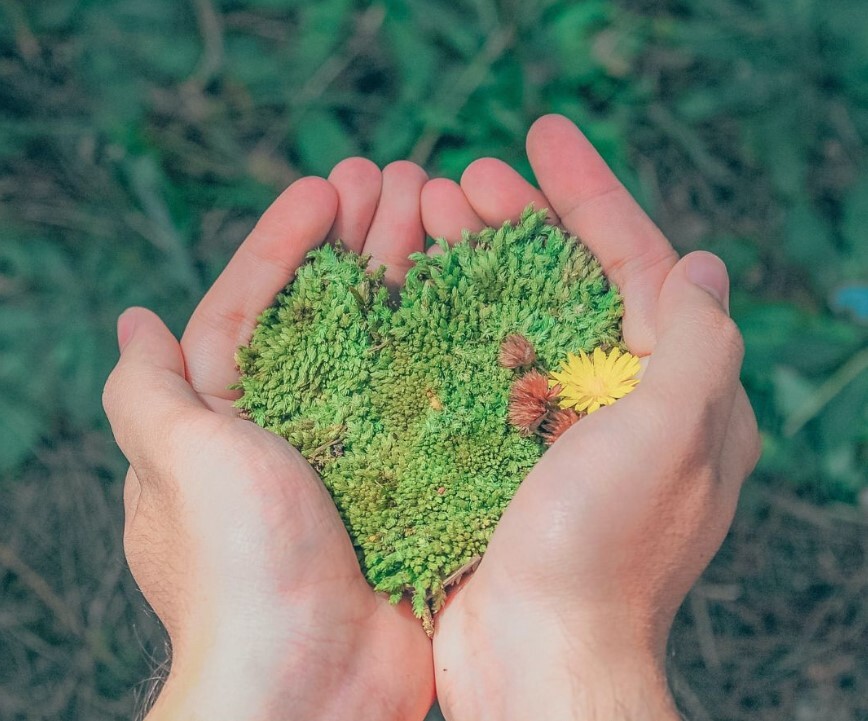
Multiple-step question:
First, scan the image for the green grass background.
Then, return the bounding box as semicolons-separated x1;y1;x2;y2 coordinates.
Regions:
0;1;866;718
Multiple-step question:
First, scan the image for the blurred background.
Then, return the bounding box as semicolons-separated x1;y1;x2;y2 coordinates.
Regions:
1;0;866;718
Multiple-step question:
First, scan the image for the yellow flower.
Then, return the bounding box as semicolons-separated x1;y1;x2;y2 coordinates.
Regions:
548;347;641;414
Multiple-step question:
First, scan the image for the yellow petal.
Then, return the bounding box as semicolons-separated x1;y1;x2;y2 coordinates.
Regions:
611;352;633;376
622;356;642;378
548;371;566;386
593;347;606;368
602;347;617;375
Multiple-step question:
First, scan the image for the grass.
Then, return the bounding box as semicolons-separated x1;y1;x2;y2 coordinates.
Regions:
0;0;866;718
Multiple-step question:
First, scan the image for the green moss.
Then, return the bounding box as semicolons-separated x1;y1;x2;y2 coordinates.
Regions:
235;208;624;621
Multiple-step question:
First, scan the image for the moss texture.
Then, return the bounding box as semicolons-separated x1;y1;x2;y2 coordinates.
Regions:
235;208;623;622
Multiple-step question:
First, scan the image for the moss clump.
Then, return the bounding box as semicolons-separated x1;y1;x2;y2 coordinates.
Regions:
235;208;623;625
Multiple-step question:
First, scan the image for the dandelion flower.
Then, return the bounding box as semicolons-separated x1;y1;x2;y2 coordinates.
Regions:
508;369;559;435
548;347;640;414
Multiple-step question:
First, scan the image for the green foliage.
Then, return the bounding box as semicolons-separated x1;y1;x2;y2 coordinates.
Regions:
236;210;623;618
1;0;866;714
655;0;868;499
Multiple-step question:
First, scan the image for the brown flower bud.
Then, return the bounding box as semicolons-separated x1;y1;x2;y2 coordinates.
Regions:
507;369;558;435
499;334;537;369
540;408;581;446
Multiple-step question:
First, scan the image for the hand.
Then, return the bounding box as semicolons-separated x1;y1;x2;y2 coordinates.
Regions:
103;164;434;721
420;115;761;720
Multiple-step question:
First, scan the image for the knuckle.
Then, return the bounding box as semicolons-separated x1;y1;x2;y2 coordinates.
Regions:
693;309;745;364
102;365;126;420
717;315;745;360
122;470;141;516
749;432;763;470
678;463;724;511
680;418;718;469
742;406;763;472
640;391;717;463
609;243;679;282
635;397;703;460
159;406;210;459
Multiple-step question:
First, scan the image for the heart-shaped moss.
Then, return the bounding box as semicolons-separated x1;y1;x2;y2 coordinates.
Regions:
235;208;623;628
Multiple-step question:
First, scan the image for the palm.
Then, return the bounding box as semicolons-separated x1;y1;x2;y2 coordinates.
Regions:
177;162;434;718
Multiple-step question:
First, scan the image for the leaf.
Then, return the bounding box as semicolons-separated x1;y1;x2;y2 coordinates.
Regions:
546;1;612;82
289;0;353;83
294;108;360;176
370;102;421;163
703;235;760;284
818;369;868;490
756;117;807;198
28;0;80;31
783;203;839;286
738;303;803;378
0;392;44;472
772;365;816;418
841;172;868;275
122;154;199;293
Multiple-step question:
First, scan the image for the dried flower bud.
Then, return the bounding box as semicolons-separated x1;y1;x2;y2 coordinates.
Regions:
508;369;558;435
426;389;444;411
499;334;537;369
540;408;580;446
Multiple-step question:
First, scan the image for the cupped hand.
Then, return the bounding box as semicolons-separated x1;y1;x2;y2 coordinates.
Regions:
421;115;761;720
103;163;434;721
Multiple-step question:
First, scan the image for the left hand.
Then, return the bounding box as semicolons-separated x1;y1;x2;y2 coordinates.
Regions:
104;162;435;721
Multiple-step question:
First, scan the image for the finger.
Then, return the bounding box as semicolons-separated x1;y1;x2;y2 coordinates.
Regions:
181;177;338;409
639;252;742;442
363;161;428;288
526;114;679;355
420;178;485;243
460;158;558;227
327;157;382;253
104;308;207;479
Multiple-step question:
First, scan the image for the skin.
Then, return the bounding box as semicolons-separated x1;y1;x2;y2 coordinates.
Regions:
103;164;434;721
420;115;761;720
102;115;760;720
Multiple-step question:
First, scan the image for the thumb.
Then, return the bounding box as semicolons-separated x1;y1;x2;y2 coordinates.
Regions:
103;307;206;473
639;252;744;436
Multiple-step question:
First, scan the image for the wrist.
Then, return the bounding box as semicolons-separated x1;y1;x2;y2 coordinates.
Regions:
143;611;424;721
443;643;679;721
143;630;295;721
436;596;680;721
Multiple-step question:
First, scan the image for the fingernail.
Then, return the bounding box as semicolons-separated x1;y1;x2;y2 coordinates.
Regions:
686;252;730;313
117;309;137;352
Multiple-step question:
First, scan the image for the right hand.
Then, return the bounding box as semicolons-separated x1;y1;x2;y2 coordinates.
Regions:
420;115;761;721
